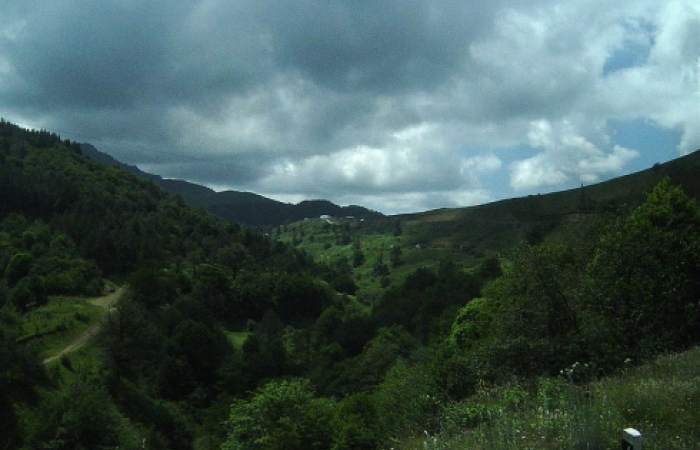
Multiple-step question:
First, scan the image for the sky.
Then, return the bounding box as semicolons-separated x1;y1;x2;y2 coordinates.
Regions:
1;0;698;214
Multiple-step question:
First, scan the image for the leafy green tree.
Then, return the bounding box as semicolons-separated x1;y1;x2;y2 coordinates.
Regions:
0;300;47;448
492;242;581;341
242;309;288;383
331;393;381;450
222;378;334;450
275;273;332;324
449;297;495;350
190;263;237;320
476;239;592;379
99;293;167;382
131;267;178;309
27;381;143;450
392;219;402;237
329;273;358;295
10;274;47;312
352;238;365;268
4;252;32;286
389;245;402;268
171;319;230;386
374;356;443;441
332;325;417;394
587;179;700;354
232;271;276;322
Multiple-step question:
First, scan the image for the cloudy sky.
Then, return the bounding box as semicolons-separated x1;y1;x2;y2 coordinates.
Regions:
1;0;698;214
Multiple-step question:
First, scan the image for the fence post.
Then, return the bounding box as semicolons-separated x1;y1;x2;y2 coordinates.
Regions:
620;428;642;450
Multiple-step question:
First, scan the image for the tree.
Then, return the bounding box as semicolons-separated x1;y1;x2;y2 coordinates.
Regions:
242;310;288;383
449;297;495;350
331;393;381;450
334;325;417;394
352;238;365;268
275;273;332;324
4;252;32;286
131;267;177;309
27;381;142;450
477;240;591;378
0;301;47;448
222;378;334;450
10;274;47;312
99;294;166;382
171;319;230;386
374;356;443;441
389;245;402;268
587;179;700;354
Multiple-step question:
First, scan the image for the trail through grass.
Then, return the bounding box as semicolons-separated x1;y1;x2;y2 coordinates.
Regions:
38;286;124;364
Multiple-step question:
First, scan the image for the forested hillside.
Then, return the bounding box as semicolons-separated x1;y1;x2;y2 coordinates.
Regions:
1;120;699;449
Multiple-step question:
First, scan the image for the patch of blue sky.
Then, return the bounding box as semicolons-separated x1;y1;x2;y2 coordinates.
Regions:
603;20;655;76
608;118;681;169
602;42;650;75
476;144;538;199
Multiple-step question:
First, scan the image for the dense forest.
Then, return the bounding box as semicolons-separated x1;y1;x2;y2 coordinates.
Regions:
1;119;699;449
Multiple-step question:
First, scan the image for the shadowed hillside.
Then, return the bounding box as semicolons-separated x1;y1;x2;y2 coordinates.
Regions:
80;143;383;226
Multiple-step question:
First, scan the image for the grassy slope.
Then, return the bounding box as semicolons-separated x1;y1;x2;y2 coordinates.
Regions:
405;346;700;450
20;286;123;365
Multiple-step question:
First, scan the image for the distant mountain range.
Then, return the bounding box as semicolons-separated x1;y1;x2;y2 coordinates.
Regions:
81;142;700;239
80;143;383;227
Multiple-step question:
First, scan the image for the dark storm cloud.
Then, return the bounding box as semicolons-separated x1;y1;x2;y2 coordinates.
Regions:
259;0;495;93
0;0;697;214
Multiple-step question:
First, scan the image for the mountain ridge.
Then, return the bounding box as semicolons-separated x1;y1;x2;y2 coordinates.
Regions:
79;143;383;226
80;142;700;234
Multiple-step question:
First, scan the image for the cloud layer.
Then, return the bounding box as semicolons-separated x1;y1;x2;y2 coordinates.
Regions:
1;0;698;213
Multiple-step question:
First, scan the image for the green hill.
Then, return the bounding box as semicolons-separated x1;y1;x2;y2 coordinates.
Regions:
391;149;700;252
2;119;698;450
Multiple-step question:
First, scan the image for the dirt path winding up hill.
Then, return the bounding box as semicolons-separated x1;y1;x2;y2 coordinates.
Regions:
43;286;124;364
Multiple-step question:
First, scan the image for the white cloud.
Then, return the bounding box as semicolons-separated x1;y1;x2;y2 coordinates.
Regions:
510;120;639;190
0;0;697;213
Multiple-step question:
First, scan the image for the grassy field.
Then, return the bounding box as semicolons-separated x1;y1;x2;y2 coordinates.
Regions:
225;330;251;350
279;217;482;299
403;347;700;450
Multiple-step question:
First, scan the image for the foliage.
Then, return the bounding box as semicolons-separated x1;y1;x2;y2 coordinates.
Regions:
0;302;47;449
586;178;700;354
472;179;700;380
374;355;445;441
403;347;700;450
222;378;335;450
449;297;495;350
26;380;143;450
330;392;382;450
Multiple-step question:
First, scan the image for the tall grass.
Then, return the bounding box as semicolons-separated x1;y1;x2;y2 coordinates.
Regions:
403;347;700;450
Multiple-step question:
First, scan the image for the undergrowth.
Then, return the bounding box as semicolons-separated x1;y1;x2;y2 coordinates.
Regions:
402;346;700;450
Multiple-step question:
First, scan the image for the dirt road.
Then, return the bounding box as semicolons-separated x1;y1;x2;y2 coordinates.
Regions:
43;286;124;365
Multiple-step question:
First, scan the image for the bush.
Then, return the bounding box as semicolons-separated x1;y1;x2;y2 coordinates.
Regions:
222;378;335;450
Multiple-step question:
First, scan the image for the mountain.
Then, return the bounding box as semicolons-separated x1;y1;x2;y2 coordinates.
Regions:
80;143;383;226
